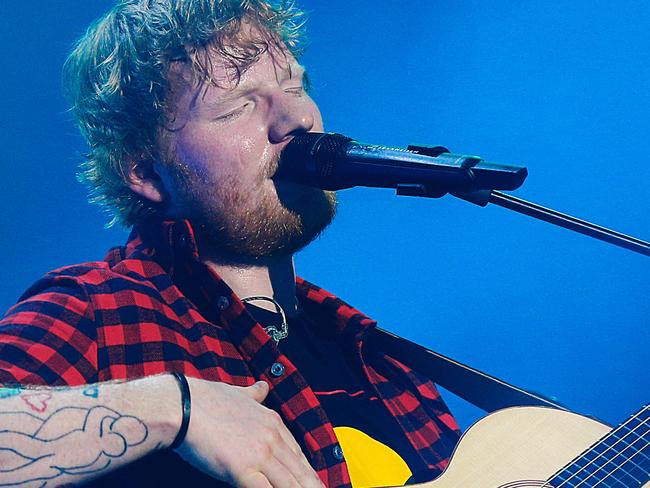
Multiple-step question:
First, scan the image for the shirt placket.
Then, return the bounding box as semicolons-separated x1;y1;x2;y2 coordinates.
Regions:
170;233;351;487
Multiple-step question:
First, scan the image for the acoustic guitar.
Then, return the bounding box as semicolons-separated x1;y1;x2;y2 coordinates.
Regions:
408;405;649;487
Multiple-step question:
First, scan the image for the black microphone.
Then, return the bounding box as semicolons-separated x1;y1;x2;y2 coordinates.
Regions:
275;132;527;199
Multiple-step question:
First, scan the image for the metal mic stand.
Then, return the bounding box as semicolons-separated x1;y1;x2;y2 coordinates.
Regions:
405;144;650;258
487;191;650;257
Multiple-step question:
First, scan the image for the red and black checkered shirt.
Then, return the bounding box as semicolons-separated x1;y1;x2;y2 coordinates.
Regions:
0;219;461;487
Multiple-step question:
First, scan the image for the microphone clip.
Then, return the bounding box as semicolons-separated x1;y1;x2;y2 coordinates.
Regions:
402;144;492;206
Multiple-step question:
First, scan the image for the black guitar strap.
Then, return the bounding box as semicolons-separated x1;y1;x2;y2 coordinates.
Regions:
369;328;568;413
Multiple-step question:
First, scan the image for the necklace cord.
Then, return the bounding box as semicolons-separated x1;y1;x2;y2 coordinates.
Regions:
241;295;289;343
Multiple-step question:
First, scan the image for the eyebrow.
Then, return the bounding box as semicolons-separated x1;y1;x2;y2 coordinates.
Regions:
196;63;307;111
203;85;254;107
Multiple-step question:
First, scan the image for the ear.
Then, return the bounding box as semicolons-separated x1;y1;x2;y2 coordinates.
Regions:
127;160;166;204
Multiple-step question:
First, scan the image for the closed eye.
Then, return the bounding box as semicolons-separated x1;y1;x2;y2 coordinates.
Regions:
284;86;305;96
214;102;251;122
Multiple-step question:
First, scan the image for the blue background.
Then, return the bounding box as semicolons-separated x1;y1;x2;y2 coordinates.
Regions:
1;2;648;430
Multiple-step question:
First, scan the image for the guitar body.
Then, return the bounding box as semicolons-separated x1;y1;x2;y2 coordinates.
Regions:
412;406;649;487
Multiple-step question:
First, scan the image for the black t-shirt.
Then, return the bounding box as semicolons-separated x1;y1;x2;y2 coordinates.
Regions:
276;309;424;486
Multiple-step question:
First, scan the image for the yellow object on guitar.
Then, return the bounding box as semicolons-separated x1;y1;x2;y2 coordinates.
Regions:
334;426;413;487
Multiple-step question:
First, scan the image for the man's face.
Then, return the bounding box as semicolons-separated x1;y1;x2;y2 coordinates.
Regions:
159;30;336;264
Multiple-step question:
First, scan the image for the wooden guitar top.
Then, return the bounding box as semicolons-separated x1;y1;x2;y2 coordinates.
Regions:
401;406;648;488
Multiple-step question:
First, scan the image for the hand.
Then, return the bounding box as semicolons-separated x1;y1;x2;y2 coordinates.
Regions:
174;378;324;488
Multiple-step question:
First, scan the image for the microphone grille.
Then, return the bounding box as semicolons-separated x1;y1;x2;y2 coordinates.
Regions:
280;132;353;184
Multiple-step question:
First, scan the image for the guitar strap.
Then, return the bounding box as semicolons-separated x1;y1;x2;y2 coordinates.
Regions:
369;328;568;413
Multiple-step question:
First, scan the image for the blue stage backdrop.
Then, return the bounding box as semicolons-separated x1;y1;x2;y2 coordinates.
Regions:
1;2;648;429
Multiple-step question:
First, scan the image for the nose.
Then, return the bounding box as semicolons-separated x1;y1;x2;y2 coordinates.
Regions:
268;91;319;144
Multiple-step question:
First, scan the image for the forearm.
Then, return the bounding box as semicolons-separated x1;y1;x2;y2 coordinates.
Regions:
0;375;180;487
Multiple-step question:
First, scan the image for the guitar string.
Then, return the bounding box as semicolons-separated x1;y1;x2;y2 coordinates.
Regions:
539;405;650;488
566;415;650;487
577;416;650;488
588;435;650;488
553;406;650;488
548;406;649;487
540;417;650;488
539;422;650;488
550;432;649;488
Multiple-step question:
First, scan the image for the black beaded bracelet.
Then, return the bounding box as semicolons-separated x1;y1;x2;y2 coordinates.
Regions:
170;372;191;450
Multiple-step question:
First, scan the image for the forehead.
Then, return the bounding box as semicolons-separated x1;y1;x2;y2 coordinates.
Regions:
169;21;300;98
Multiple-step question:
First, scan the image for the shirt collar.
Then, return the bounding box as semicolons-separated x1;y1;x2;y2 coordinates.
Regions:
106;218;378;340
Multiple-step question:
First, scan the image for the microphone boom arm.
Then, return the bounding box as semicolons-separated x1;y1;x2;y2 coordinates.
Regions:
485;190;650;257
406;144;650;257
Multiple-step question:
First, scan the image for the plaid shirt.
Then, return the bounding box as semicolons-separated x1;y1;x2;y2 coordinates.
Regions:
0;219;461;486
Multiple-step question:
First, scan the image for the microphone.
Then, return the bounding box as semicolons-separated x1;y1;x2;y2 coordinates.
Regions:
274;133;650;257
275;132;527;199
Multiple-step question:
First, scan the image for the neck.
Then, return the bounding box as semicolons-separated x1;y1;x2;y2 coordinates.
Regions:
204;255;299;317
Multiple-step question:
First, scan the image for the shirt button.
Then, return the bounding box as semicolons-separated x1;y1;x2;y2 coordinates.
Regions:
216;296;230;311
270;362;285;377
332;445;344;461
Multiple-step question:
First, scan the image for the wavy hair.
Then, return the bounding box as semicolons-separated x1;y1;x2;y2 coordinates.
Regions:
63;0;308;227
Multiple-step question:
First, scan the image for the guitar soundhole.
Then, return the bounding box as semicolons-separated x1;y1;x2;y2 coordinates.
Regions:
499;481;552;488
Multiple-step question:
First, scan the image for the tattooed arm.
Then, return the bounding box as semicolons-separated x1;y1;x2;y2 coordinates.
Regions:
0;279;323;487
0;375;180;487
0;376;325;488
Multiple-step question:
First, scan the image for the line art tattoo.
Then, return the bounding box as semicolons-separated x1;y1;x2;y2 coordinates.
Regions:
0;405;148;486
19;394;52;414
82;386;99;399
0;388;22;401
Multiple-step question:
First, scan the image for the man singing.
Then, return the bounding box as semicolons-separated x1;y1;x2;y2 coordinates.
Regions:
0;1;461;486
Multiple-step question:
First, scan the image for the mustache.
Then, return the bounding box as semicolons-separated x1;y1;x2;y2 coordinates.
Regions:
265;153;282;180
